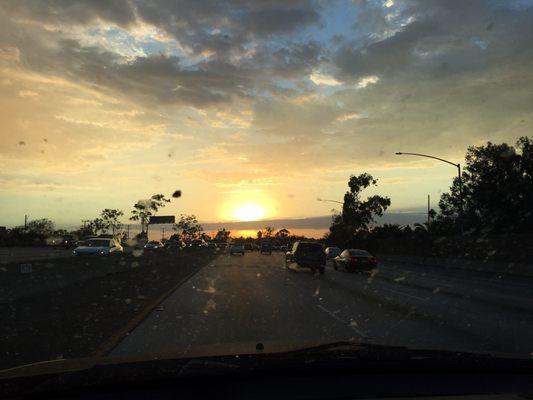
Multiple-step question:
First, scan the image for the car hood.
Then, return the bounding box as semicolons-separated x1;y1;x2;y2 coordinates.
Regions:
74;246;109;254
1;340;529;380
1;341;531;398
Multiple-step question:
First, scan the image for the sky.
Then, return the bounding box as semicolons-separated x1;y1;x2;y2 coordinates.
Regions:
1;0;533;228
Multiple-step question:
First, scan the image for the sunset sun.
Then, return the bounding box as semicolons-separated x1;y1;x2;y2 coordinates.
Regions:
232;203;266;222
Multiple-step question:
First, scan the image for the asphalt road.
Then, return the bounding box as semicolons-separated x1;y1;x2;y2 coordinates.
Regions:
111;251;533;359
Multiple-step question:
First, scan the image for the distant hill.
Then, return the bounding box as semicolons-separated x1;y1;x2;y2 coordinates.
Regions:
202;210;427;231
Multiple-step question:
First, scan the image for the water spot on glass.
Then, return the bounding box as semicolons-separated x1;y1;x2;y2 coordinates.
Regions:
18;140;25;146
433;287;441;294
125;298;132;304
131;261;139;268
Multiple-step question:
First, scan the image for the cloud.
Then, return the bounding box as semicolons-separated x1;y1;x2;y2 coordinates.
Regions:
310;71;341;86
356;75;379;88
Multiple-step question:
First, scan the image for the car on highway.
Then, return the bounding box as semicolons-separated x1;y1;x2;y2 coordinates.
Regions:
260;242;272;254
333;249;377;272
229;243;245;255
163;240;182;250
144;241;163;251
325;246;341;259
285;241;326;274
73;238;123;256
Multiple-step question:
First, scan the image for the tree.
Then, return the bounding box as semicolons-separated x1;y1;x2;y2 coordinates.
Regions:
264;226;275;238
101;208;123;234
328;173;391;246
214;228;231;242
130;194;170;234
274;228;290;238
89;218;106;235
27;218;54;236
173;214;203;242
437;137;533;233
256;230;263;240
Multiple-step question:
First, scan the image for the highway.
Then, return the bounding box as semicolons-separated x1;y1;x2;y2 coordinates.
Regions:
111;251;533;359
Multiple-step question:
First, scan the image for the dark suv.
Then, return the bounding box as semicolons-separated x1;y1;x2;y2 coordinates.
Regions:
285;241;326;274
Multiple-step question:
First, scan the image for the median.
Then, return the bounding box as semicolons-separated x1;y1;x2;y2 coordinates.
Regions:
0;248;218;371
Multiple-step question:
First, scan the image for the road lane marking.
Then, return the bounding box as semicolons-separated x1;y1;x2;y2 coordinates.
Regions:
317;304;371;339
379;287;427;301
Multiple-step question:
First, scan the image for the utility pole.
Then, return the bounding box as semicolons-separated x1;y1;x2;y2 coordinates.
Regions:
126;224;130;239
162;227;165;241
24;214;28;231
427;194;430;227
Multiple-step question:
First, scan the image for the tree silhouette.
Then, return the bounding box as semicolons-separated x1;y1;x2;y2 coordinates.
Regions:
214;228;231;242
437;137;533;233
327;173;390;246
100;208;123;234
174;214;203;241
130;194;170;234
264;226;275;238
274;228;290;238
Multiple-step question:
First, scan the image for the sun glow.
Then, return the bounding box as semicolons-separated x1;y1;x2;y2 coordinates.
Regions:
231;203;266;221
219;193;276;222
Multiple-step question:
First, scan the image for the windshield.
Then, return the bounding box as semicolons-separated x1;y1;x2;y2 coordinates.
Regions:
2;0;533;381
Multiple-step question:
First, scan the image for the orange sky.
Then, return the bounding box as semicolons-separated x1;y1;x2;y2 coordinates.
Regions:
1;1;532;228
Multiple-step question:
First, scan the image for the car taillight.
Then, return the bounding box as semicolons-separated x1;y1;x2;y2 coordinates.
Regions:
370;257;377;264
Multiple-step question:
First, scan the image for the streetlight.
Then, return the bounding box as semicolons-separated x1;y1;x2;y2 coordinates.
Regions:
395;151;463;233
316;197;344;205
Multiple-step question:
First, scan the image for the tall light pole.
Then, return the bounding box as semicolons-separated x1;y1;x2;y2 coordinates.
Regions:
395;151;463;233
316;197;344;205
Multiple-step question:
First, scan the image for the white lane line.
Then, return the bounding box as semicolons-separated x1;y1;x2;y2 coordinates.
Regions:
379;287;427;301
317;304;370;339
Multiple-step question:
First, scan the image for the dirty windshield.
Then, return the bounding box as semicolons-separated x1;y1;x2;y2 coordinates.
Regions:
2;0;533;376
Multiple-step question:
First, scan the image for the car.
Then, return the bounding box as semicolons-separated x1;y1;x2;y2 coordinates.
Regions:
163;240;181;249
144;241;163;251
260;242;272;254
73;238;123;256
285;241;326;274
244;243;252;251
325;246;341;259
229;243;245;255
333;249;377;272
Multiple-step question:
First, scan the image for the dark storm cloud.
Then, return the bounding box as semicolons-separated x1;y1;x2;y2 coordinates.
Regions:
334;0;533;81
4;0;321;58
134;0;320;56
1;1;324;108
3;0;136;27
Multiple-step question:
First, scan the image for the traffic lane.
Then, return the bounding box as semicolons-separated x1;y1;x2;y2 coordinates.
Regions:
375;259;533;305
111;252;358;359
372;260;533;318
324;261;533;355
111;252;487;360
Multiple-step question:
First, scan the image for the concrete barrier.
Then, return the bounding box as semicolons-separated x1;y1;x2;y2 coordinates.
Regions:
377;253;533;278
